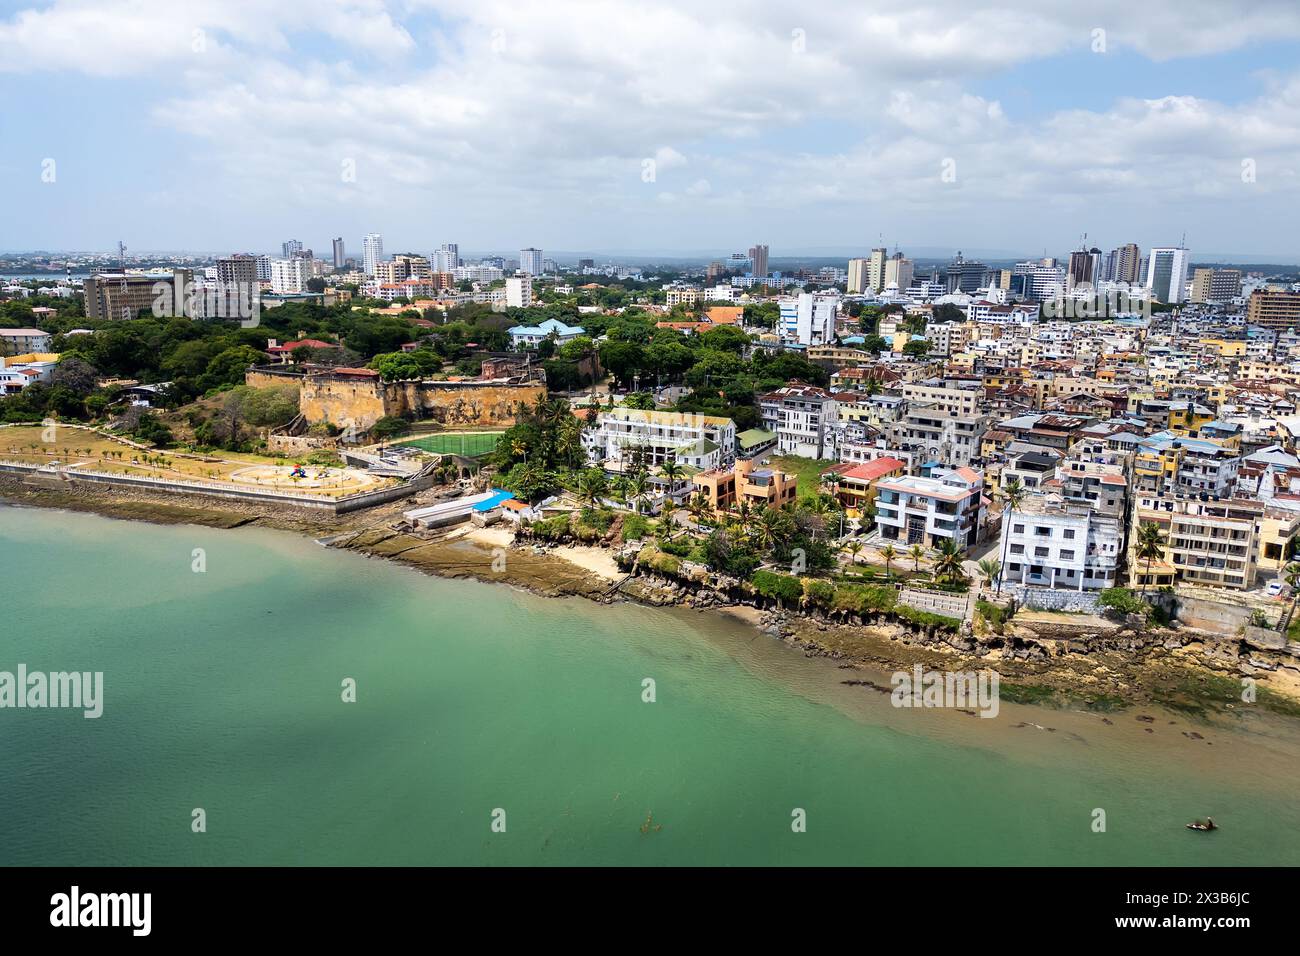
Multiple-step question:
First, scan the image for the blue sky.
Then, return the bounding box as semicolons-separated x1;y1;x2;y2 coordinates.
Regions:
3;0;1300;261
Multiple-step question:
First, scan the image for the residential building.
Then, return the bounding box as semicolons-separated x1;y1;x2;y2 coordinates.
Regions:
332;238;346;269
1133;495;1263;590
1002;493;1123;591
778;292;838;346
1245;289;1300;331
874;466;985;549
520;248;544;276
847;258;869;295
748;244;769;278
507;316;584;348
505;275;533;309
692;458;797;512
363;233;384;276
0;328;53;356
582;408;736;470
1190;268;1242;304
82;270;192;321
887;406;989;469
760;384;838;458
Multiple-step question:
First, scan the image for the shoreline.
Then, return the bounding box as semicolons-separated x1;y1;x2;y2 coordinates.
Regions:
4;473;1299;722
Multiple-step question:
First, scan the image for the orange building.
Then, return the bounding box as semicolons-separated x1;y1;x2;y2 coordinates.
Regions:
692;458;797;512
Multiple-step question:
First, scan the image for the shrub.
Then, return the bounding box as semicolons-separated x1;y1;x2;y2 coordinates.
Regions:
1098;588;1149;618
751;570;803;605
529;514;572;542
976;598;1011;633
621;513;652;542
804;579;837;609
895;605;961;632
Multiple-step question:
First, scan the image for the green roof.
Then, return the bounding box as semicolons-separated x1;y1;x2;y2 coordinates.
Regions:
675;438;720;456
737;428;776;448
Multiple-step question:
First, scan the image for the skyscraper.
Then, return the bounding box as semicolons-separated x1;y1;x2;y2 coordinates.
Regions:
847;258;869;295
520;247;544;276
363;233;384;276
332;238;346;269
867;247;887;292
282;239;303;258
884;253;913;291
1145;246;1190;304
434;243;460;272
1112;243;1142;285
748;244;769;278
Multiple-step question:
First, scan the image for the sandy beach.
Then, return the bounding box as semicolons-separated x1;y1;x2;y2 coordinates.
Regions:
462;525;623;581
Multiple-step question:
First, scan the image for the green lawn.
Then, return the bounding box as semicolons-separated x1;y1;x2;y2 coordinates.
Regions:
398;432;503;457
770;454;838;501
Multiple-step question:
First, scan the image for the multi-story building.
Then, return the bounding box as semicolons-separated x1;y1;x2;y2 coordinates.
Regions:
1134;431;1239;498
332;238;346;269
887;406;989;469
900;379;982;417
507;316;584;348
1111;243;1142;284
505;275;533;309
433;243;460;272
748;244;769;278
0;328;53;355
777;292;838;345
363;233;384;276
520;248;544;276
867;247;887;292
1002;493;1123;591
884;253;913;291
582;408;736;471
1245;289;1300;331
82;270;192;321
1132;495;1263;590
691;458;797;512
874;466;985;550
270;257;309;294
1145;246;1190;304
847;258;869;295
760;384;838;458
1190;268;1242;304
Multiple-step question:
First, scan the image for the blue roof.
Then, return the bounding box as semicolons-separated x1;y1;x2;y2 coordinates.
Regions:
472;488;516;512
508;317;585;336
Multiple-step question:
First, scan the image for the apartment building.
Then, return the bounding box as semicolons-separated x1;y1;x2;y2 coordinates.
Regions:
1133;494;1263;590
0;328;53;355
1134;432;1239;498
873;466;985;550
691;458;797;512
759;384;838;458
900;379;983;417
778;292;838;346
1245;289;1300;330
507;316;584;348
505;275;533;309
582;408;735;471
828;456;907;513
886;405;988;468
1002;494;1123;591
1190;268;1242;304
83;270;193;321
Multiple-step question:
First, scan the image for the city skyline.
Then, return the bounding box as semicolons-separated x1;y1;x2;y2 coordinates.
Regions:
3;1;1300;255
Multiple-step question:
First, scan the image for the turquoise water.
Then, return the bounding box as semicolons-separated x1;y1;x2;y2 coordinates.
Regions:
1;504;1298;866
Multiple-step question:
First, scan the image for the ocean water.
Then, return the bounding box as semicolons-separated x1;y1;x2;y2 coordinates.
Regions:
1;504;1298;866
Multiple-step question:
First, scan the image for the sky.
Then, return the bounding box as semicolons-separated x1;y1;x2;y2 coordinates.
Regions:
2;0;1300;261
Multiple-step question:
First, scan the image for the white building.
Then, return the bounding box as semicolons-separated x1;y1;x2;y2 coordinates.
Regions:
270;257;309;294
778;292;839;346
1001;495;1123;591
363;233;384;277
434;243;460;272
507;316;585;348
1146;246;1190;304
759;384;838;459
505;275;533;309
520;248;544;276
874;466;985;550
582;408;736;471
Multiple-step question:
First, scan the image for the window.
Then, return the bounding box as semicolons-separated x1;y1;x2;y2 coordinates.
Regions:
1063;529;1076;539
1013;524;1024;533
1060;550;1075;560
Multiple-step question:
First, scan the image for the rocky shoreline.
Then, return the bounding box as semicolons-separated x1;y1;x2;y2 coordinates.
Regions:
5;472;1299;720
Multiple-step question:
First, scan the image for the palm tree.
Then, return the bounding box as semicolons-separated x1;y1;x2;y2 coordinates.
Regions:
627;469;650;515
688;492;711;527
659;459;684;491
1280;561;1300;635
880;543;898;580
932;538;966;584
1134;521;1166;594
844;539;864;566
576;468;608;509
909;543;926;572
994;477;1027;595
976;558;1002;590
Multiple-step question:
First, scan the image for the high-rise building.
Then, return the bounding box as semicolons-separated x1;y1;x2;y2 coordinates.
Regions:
282;240;303;258
332;238;346;269
363;233;384;276
748;244;769;278
216;254;258;289
778;292;839;346
434;243;460;272
270;258;308;294
255;255;272;282
867;247;887;292
1246;289;1300;331
83;270;193;321
884;253;913;291
520;248;544;276
847;258;869;295
1067;243;1102;288
1145;246;1190;304
1111;243;1142;284
506;275;533;309
1190;268;1243;304
944;253;988;294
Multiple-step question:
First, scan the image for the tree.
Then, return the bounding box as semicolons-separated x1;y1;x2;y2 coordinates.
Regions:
880;544;898;579
932;538;966;584
909;544;926;572
902;339;929;358
976;558;1001;589
994;478;1027;595
627;468;650;515
1134;521;1166;594
844;539;864;566
577;468;608;508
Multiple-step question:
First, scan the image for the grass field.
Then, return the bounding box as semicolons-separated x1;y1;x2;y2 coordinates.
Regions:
770;454;837;501
398;432;503;457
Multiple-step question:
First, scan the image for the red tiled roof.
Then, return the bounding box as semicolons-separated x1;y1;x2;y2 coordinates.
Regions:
840;457;906;482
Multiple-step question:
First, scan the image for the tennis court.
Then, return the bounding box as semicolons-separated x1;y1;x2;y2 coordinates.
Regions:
398;432;504;457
